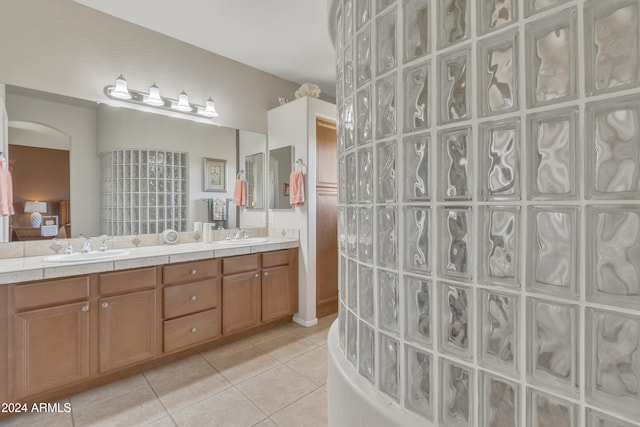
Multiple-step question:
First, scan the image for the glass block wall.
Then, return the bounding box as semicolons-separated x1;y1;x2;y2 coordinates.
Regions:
100;149;189;235
331;0;640;425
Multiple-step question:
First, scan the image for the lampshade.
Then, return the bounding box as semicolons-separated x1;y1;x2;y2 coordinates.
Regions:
174;90;192;112
143;83;164;106
202;97;218;118
24;201;47;213
109;74;132;100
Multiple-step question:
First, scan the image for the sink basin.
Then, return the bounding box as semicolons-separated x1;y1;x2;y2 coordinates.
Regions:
217;238;268;245
42;250;130;263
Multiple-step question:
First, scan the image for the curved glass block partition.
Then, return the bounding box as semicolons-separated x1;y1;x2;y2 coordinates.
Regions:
330;0;640;425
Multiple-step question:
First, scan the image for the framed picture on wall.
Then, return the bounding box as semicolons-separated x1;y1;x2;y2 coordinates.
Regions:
283;183;290;196
203;158;226;192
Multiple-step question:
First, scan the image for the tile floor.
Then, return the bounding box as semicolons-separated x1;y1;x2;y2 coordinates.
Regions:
0;313;336;427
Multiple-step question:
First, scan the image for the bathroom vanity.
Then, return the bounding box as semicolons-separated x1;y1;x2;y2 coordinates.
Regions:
0;238;298;411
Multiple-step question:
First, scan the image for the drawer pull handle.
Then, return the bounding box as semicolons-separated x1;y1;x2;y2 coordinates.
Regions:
191;327;197;333
190;295;197;301
102;302;109;308
264;272;269;276
190;269;197;275
82;306;89;312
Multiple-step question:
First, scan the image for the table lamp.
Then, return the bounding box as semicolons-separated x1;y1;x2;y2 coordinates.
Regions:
24;201;47;228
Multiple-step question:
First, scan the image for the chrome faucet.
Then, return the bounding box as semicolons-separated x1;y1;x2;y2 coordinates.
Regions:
234;228;244;240
54;239;74;255
81;238;93;253
99;236;113;252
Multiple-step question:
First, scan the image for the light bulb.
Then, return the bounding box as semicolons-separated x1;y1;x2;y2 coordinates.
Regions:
143;83;164;106
173;90;192;112
109;74;132;100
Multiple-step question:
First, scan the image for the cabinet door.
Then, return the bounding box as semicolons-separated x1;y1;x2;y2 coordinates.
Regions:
99;290;156;373
222;271;260;335
14;301;90;398
262;265;291;322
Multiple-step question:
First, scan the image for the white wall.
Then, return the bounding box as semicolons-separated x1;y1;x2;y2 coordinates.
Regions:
239;130;267;228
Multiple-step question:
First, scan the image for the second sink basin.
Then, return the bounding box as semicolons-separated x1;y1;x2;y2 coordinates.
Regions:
42;249;130;263
217;237;268;245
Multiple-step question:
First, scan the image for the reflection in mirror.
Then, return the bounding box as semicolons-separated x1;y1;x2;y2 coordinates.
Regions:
269;146;294;210
245;153;264;209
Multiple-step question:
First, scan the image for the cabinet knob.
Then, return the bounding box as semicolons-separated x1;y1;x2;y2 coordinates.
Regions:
254;273;259;278
190;269;197;275
102;302;109;308
191;327;197;333
82;306;89;312
264;272;269;276
190;295;197;301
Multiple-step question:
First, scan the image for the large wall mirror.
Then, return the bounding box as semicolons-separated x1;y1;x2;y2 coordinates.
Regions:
268;146;294;210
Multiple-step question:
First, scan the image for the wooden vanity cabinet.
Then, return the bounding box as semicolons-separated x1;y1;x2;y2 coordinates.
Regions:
221;254;261;335
261;250;298;322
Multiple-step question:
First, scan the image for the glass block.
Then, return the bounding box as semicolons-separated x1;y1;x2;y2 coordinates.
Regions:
356;26;372;88
338;155;346;203
403;133;430;201
403;60;430;132
528;207;578;297
585;408;638;427
440;358;473;427
377;206;397;268
440;282;472;360
404;206;431;274
376;74;397;138
478;0;517;35
405;276;431;347
377;0;395;13
359;321;375;384
438;47;471;124
586;206;640;308
356;86;372;144
527;108;578;200
376;139;397;202
340;254;347;303
525;8;578;107
405;345;432;420
358;206;374;263
479;371;519;427
378;269;399;334
527;298;578;394
439;207;472;281
356;0;371;31
585;0;640;95
347;207;358;258
345;45;355;97
344;96;355;150
479;289;519;376
480;207;520;287
358;147;374;202
527;388;578;427
339;303;347;351
336;2;344;52
478;29;519;116
348;259;358;311
586;308;640;419
437;0;470;49
524;0;571;17
346;152;357;203
359;264;374;322
345;0;354;43
347;309;358;366
439;126;472;201
376;9;397;75
586;96;640;199
403;0;430;63
480;118;520;201
379;333;400;401
337;61;345;108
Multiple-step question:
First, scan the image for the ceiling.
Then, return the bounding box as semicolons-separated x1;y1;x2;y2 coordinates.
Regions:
74;0;337;97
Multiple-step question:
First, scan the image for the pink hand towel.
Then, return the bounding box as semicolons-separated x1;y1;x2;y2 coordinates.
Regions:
233;179;248;206
289;171;305;206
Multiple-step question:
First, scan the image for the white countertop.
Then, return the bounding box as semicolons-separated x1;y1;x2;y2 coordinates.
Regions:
0;237;299;284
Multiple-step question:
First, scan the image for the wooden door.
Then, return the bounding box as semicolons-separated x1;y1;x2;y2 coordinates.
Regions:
261;265;291;322
316;118;338;317
99;290;156;373
14;301;90;398
222;271;261;335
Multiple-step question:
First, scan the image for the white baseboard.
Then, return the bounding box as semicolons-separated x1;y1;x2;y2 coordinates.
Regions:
292;315;318;327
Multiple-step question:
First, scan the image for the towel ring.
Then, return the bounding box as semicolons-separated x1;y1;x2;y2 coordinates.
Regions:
294;158;306;172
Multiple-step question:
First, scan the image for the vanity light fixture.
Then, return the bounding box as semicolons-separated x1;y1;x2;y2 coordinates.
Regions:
104;75;219;118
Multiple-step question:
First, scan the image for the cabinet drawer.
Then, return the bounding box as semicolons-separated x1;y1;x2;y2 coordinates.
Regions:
222;254;259;275
163;278;218;319
262;250;291;268
14;277;89;311
163;260;218;284
163;309;219;353
99;267;156;296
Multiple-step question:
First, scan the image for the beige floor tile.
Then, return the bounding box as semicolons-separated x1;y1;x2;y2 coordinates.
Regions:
69;373;148;409
285;346;328;386
246;324;300;345
271;385;328;427
171;387;265;427
254;334;318;363
236;365;317;416
0;410;72;427
145;416;177;427
144;354;231;413
73;385;167;427
206;346;280;384
291;327;330;346
200;338;255;362
251;418;279;427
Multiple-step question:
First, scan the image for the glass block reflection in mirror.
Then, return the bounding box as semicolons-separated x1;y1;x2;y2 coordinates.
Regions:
478;0;517;35
586;308;640;419
405;345;432;420
403;60;430;132
479;370;519;427
358;206;374;263
378;269;399;334
359;320;375;384
403;0;429;63
440;358;472;427
376;74;397;138
527;108;577;200
377;206;397;268
585;408;638;427
438;0;469;49
379;333;400;401
586;206;640;308
528;298;578;394
438;47;471;124
439;126;472;201
376;139;397;202
376;9;397;75
357;86;373;145
440;282;472;360
480;119;520;201
405;276;431;347
356;26;372;88
586;96;640;199
478;29;519;116
359;264;374;322
347;309;358;367
403;133;430;201
527;387;578;427
528;207;578;297
404;206;430;274
524;0;571;17
480;290;518;376
480;207;520;287
440;207;472;281
526;8;578;107
358;147;374;202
